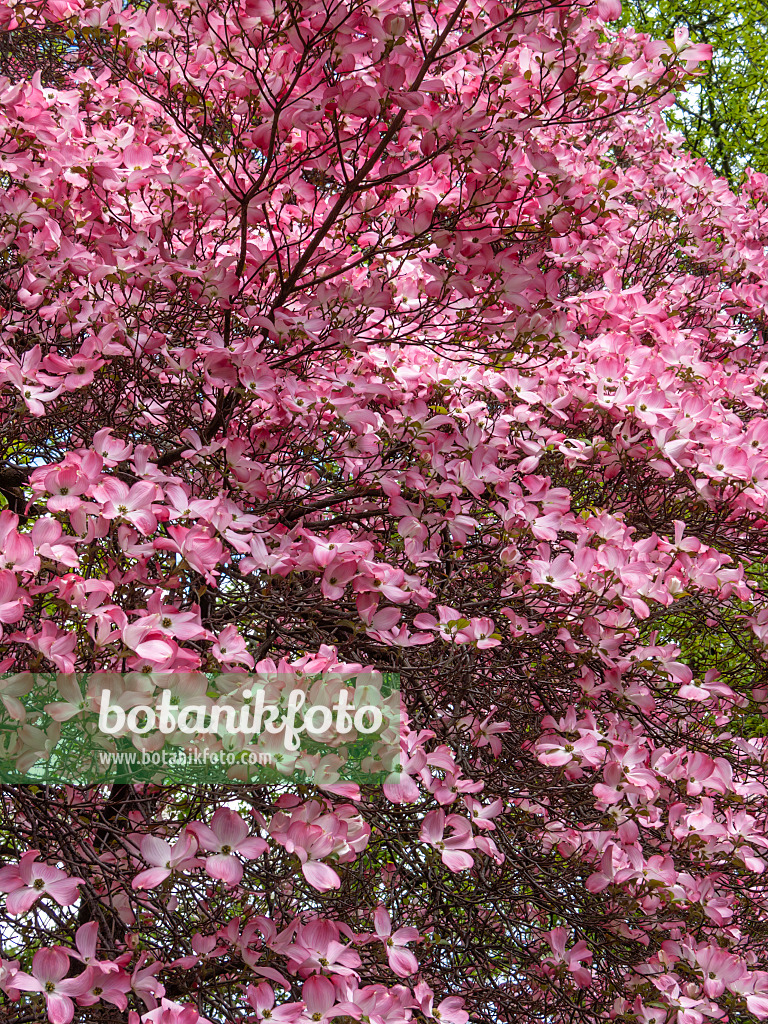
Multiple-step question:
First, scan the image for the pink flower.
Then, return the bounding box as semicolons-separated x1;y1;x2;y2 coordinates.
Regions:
141;997;214;1024
695;945;747;998
153;525;226;584
132;833;201;890
596;0;622;20
211;624;254;668
43;352;105;390
472;710;510;756
92;478;159;534
372;906;420;977
246;983;304;1023
0;850;84;915
30;518;79;567
321;558;358;600
529;552;581;595
93;428;132;463
414;983;469;1024
464;797;503;830
697;443;749;481
454;616;501;648
537;731;605;768
188;808;267;885
123;143;154;169
0;958;22;999
300;975;359;1024
41;464;89;511
431;771;484;806
419;810;475;871
76;964;132;1010
543;927;593;988
122;618;179;663
282;930;361;978
672;25;713;63
11;949;90;1024
139;595;210;642
0;511;39;572
26;621;78;672
65;922;102;967
131;957;166;1009
3;361;62;414
383;733;429;803
0;569;29;624
274;821;341;892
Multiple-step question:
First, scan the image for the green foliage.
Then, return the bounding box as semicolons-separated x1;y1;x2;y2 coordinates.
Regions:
622;0;768;181
639;564;768;741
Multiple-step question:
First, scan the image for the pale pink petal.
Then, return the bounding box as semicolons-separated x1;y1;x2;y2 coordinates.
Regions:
46;878;83;906
134;638;175;660
33;948;70;984
747;995;768;1019
7;971;43;993
123;144;153;169
59;972;95;997
419;809;445;844
141;836;172;866
187;822;220;852
75;921;98;961
237;837;267;859
301;860;341;892
45;992;75;1024
21;861;60;884
132;867;171;890
6;886;41;915
382;775;420;803
204;854;243;885
0;865;22;890
303;975;335;1014
387;946;418;977
442;849;474;871
373;905;391;938
211;808;249;848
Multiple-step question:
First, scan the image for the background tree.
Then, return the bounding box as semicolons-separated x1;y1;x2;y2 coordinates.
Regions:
621;0;768;180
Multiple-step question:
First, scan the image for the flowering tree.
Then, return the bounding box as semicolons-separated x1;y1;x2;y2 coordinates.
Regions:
3;0;768;1023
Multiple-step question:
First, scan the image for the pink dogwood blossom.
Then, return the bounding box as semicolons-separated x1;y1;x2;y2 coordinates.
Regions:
188;808;267;884
0;851;83;915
